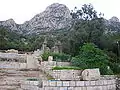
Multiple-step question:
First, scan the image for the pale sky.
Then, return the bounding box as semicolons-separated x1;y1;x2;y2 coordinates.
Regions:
0;0;119;24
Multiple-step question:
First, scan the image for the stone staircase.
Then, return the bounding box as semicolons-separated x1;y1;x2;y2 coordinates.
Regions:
0;61;47;90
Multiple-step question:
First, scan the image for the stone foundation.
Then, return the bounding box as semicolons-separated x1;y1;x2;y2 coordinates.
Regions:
21;79;116;90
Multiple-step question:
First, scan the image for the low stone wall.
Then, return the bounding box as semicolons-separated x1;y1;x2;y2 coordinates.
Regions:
39;61;70;74
0;53;27;62
21;81;41;90
42;79;116;90
50;70;82;80
20;79;116;90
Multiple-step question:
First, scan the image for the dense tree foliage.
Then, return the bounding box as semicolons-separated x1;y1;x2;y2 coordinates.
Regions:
71;43;113;75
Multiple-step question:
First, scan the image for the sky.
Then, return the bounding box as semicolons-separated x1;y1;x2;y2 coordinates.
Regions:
0;0;119;24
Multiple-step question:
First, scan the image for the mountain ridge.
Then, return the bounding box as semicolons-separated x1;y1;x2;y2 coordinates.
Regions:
0;3;120;35
0;3;72;35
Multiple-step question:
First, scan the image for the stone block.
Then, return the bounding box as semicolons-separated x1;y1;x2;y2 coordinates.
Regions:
107;84;116;90
62;81;70;86
28;81;39;85
111;79;116;84
97;86;103;90
68;87;74;90
60;87;68;90
81;87;87;90
90;81;96;86
102;86;107;90
43;81;49;87
69;81;76;86
48;56;53;62
74;87;82;90
57;81;63;86
49;81;57;86
81;68;100;81
21;84;39;90
45;87;59;90
84;81;90;86
76;81;84;86
103;80;108;85
86;87;94;90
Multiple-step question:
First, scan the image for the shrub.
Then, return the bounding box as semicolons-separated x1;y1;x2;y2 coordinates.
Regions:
52;53;71;62
109;62;120;74
41;52;71;62
71;43;113;75
41;52;51;61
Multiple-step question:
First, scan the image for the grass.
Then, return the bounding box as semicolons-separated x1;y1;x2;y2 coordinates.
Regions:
52;66;81;70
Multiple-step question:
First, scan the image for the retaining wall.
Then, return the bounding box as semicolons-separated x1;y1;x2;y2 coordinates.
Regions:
50;70;82;80
40;61;70;74
20;79;116;90
0;53;27;62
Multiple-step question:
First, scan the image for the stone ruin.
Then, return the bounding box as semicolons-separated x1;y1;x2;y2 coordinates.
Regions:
41;38;62;53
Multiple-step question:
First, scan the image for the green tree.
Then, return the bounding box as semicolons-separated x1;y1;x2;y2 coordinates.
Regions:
65;4;105;56
71;43;113;75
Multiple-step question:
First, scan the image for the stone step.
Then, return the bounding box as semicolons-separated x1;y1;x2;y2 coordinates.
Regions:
0;85;20;90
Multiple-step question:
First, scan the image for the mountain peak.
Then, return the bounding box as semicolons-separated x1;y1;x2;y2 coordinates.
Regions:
0;3;72;35
109;16;119;22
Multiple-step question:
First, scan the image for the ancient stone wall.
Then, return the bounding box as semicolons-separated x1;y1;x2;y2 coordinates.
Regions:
20;79;116;90
39;61;70;73
50;70;82;80
0;53;27;62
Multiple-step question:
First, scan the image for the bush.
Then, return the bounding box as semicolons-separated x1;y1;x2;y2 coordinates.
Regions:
41;52;51;61
109;62;120;74
41;52;71;62
71;43;113;75
52;53;71;62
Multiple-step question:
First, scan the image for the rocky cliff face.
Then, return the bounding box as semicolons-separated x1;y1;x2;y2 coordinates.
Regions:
105;16;120;33
0;3;72;35
0;3;120;35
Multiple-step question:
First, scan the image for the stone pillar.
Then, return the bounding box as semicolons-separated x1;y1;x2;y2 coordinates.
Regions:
26;55;39;69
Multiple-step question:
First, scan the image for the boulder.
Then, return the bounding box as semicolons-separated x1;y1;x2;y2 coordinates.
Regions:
81;68;100;81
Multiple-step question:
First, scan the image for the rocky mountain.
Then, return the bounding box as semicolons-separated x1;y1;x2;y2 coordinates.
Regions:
0;3;72;35
105;16;120;33
0;3;120;35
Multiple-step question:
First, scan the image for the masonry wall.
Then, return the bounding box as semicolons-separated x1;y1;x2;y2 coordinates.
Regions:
20;79;116;90
42;79;116;90
39;61;70;74
50;70;82;80
0;52;27;62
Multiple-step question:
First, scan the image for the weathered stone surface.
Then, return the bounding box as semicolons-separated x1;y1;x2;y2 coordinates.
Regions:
26;55;39;69
49;81;57;86
6;49;18;53
57;81;63;86
76;81;84;86
51;70;81;80
48;56;53;62
81;68;100;81
0;3;72;35
62;81;70;86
